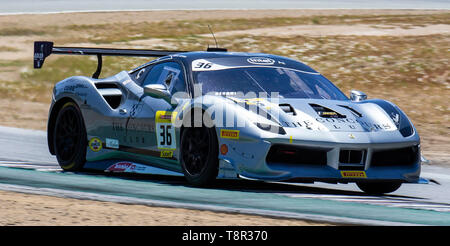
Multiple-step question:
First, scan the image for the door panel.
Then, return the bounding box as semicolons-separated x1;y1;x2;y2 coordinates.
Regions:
123;61;187;171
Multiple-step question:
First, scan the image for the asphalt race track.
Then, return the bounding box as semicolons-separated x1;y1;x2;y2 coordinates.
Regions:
0;126;449;225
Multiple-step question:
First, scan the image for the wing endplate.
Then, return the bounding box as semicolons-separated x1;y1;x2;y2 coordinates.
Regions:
33;41;187;78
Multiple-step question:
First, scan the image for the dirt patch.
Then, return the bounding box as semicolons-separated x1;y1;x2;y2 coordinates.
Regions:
420;134;450;166
0;99;50;130
1;9;446;27
210;24;450;37
0;190;329;226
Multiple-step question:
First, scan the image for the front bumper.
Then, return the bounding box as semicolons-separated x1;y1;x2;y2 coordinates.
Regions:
218;128;421;183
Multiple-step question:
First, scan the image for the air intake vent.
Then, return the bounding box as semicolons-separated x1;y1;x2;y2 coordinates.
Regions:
371;146;419;167
207;47;227;52
310;104;346;118
266;144;329;166
338;105;362;117
95;82;119;89
95;83;122;109
279;104;296;115
339;149;366;170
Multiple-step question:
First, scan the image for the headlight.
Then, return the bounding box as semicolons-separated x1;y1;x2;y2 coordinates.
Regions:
255;122;286;135
366;99;414;137
395;108;414;137
387;105;414;137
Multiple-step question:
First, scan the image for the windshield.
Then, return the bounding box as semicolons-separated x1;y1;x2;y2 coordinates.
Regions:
194;67;348;100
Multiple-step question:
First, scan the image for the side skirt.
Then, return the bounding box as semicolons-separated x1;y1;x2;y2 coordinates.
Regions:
84;159;183;176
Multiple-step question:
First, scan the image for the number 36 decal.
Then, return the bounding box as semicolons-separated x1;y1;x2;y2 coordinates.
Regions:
159;124;172;146
155;111;177;150
191;59;228;71
194;62;212;69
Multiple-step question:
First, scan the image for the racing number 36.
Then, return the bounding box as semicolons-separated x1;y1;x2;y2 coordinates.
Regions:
155;111;177;150
159;125;172;146
194;62;212;69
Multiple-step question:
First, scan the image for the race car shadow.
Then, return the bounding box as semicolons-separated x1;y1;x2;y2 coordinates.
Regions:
75;169;422;200
210;179;422;199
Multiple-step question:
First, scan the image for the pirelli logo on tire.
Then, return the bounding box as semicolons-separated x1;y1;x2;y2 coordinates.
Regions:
341;171;367;178
220;129;240;139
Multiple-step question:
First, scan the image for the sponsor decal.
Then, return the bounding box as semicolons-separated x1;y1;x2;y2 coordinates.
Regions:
160;114;172;120
63;84;88;92
244;98;266;106
155;111;177;150
34;52;43;59
160;150;174;158
283;117;394;132
220;144;228;155
106;138;119;149
112;122;125;132
390;112;400;126
220;129;240;139
247;57;275;65
155;111;178;124
348;134;356;139
88;137;102;152
191;59;230;71
341;171;367;178
106;162;135;172
320;111;338;116
105;162;149;173
214;91;238;96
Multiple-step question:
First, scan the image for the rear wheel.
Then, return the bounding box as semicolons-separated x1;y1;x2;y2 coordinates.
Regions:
53;102;87;171
356;182;402;195
180;125;219;186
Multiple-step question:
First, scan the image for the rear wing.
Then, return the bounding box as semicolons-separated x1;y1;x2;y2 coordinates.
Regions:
33;41;187;79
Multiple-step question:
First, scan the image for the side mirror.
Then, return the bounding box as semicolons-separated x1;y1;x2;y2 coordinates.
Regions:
144;84;176;105
350;90;367;102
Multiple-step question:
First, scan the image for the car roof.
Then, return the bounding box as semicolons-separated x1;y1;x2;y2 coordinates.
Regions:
174;51;319;74
130;51;319;74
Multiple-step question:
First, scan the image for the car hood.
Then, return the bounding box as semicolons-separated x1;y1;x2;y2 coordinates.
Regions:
228;97;398;133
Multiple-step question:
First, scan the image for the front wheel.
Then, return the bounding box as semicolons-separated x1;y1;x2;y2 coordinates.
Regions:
356;182;402;195
180;126;219;186
53;101;87;171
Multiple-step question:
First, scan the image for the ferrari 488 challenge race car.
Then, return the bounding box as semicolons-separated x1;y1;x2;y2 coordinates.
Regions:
34;41;424;194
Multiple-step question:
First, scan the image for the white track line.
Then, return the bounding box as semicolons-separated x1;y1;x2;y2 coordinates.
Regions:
0;183;419;226
0;163;61;173
278;193;450;212
421;172;450;181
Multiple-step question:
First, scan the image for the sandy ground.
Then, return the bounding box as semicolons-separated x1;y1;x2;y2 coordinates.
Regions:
210;24;450;37
0;190;329;226
0;9;448;61
6;23;449;62
0;99;50;130
1;9;446;27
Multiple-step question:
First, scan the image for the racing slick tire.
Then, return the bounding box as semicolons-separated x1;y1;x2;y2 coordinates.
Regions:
53;101;87;171
180;124;219;186
356;182;402;195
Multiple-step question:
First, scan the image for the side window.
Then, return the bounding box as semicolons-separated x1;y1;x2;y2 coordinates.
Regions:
130;67;149;85
142;62;187;94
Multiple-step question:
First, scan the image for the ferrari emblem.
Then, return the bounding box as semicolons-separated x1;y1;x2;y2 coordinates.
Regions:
348;134;356;139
